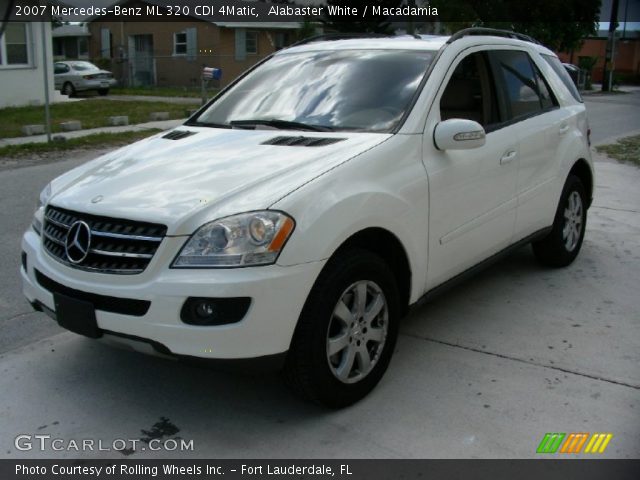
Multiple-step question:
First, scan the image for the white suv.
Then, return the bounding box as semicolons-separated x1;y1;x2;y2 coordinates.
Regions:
22;29;594;407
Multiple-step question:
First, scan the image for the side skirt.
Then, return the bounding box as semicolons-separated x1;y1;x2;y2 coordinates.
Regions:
410;227;552;310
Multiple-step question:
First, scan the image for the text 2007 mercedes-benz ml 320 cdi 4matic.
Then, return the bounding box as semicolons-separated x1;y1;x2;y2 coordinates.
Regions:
22;30;594;407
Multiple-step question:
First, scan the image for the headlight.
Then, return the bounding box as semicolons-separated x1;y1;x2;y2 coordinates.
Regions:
173;211;295;268
33;183;52;236
37;182;52;209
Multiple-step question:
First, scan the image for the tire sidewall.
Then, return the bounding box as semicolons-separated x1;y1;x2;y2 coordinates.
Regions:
63;82;75;97
295;250;400;406
551;175;588;261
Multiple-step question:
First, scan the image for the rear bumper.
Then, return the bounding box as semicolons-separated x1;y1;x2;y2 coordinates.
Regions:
22;229;324;361
74;78;117;91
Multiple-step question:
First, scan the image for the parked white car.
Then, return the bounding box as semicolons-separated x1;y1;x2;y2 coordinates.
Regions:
54;61;117;96
23;29;593;407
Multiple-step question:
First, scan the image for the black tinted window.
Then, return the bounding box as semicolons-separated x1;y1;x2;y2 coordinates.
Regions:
533;63;557;110
54;63;69;74
492;50;544;120
542;54;583;102
440;51;501;129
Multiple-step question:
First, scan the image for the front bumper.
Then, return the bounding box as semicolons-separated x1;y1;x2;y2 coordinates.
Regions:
21;229;324;360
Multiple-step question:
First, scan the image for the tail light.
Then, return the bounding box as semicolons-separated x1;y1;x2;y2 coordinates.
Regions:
83;74;97;80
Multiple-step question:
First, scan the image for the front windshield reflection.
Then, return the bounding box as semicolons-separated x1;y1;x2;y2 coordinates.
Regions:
196;49;435;133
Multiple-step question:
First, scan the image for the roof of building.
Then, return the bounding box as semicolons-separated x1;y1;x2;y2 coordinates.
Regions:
52;24;91;38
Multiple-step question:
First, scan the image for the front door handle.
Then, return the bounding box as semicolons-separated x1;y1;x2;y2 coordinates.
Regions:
559;124;570;135
500;150;517;165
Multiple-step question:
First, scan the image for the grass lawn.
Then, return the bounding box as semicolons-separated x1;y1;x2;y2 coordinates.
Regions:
0;100;188;139
595;134;640;167
110;86;218;98
0;129;162;158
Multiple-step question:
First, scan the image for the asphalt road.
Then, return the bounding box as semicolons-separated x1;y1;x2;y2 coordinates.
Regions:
0;93;638;459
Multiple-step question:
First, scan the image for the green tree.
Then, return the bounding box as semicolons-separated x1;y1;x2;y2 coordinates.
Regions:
297;17;318;41
431;0;601;52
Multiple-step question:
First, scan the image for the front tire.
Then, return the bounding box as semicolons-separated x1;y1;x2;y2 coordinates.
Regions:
98;88;109;96
285;249;400;408
532;175;587;267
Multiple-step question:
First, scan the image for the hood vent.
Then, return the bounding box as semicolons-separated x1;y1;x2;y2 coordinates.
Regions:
162;130;197;140
262;136;345;147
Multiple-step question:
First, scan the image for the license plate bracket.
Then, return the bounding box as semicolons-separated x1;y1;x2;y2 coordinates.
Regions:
54;293;102;339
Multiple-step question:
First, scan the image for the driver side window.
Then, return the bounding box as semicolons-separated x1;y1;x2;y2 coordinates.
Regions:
440;51;502;131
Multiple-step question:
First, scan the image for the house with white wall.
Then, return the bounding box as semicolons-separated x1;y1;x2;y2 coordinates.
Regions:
0;22;55;108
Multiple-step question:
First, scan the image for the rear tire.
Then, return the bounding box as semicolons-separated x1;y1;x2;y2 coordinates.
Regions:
62;82;76;97
532;175;587;267
284;249;400;408
98;88;109;96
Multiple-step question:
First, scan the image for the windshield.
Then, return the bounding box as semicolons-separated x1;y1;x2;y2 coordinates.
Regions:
71;62;100;71
194;49;435;133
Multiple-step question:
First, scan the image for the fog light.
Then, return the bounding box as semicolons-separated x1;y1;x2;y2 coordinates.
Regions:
180;297;251;326
196;301;216;320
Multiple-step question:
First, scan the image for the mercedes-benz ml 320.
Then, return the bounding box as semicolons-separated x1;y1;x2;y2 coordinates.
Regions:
22;30;594;407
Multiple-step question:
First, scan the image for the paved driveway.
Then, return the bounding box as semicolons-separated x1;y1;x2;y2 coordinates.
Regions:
0;94;638;459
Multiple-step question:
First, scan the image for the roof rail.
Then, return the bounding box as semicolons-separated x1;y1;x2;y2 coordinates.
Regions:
289;32;392;48
446;27;541;45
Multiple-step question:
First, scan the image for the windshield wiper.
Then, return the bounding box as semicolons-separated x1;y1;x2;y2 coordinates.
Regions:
185;120;232;129
230;119;333;132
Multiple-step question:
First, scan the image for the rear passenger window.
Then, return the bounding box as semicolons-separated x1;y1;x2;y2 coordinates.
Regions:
492;50;547;120
532;64;557;110
542;53;583;103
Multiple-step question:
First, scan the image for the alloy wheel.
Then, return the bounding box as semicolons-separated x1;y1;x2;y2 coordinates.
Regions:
326;280;388;384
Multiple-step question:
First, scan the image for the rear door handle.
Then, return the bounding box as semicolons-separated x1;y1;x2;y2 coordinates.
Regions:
559;124;570;135
500;150;517;165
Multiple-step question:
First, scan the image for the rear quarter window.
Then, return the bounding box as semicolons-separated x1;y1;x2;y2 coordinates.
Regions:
541;54;583;103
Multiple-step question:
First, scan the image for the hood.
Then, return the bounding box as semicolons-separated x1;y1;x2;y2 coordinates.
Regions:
49;127;389;235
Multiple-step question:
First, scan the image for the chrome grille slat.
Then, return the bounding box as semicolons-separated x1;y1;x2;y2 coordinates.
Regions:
45;217;71;230
43;231;65;246
91;230;163;242
90;248;154;259
43;206;167;275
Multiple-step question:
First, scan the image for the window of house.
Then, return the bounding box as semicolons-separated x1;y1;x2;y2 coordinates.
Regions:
78;37;89;58
53;38;64;57
246;31;258;54
0;23;30;66
174;32;187;55
275;32;289;51
100;28;112;58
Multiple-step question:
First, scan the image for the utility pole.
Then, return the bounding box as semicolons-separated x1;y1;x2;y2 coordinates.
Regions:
602;0;620;92
41;22;52;143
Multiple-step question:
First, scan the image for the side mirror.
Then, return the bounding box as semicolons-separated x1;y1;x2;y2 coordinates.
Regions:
434;119;486;151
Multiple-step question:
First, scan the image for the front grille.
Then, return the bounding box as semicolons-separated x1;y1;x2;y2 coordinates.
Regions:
43;205;167;275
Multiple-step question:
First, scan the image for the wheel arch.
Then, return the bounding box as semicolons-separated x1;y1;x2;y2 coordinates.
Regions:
569;158;594;208
331;227;412;316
